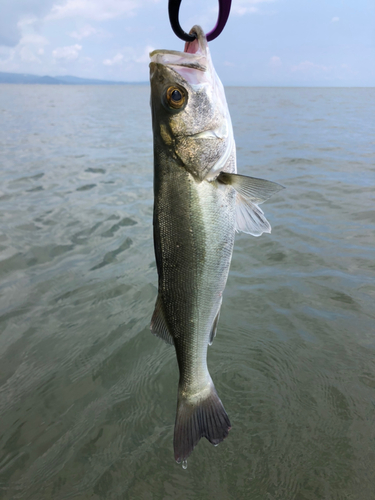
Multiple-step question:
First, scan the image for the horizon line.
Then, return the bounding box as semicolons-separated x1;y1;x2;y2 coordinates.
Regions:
0;71;374;88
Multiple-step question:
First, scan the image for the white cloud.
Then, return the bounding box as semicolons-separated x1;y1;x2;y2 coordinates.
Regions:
20;33;49;47
69;25;97;40
19;47;41;63
52;44;82;60
0;0;149;47
331;17;339;23
18;34;49;63
0;49;17;72
103;45;155;66
270;55;282;68
103;52;124;66
135;45;155;64
0;32;49;70
47;0;139;21
0;1;56;47
291;60;330;73
17;17;39;29
232;0;275;16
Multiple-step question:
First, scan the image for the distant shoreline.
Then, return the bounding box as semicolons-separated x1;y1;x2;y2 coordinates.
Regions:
0;73;373;88
0;71;148;86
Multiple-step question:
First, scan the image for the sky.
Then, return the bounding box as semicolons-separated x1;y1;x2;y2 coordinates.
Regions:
0;0;374;86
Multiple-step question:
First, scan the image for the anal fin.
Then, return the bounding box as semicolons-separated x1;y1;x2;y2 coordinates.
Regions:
150;295;174;345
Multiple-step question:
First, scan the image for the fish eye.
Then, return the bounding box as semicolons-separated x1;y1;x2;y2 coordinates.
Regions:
165;86;186;110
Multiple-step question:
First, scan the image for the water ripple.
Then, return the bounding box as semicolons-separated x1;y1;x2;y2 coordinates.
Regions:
0;85;374;499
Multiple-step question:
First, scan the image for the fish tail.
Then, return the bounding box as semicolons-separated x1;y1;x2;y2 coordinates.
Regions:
173;380;231;463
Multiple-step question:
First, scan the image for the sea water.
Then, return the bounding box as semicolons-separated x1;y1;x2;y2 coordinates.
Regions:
0;84;374;499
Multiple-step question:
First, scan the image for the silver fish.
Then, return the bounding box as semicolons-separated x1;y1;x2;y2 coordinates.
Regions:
149;26;283;464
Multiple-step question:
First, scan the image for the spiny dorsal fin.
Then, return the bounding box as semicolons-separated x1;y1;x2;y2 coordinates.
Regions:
150;295;174;345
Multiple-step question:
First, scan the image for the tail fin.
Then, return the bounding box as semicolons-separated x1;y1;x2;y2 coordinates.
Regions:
173;381;231;463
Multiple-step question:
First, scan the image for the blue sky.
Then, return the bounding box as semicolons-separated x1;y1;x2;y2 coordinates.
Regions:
0;0;374;86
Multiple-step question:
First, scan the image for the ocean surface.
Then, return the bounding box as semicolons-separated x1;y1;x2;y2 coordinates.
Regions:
0;84;374;500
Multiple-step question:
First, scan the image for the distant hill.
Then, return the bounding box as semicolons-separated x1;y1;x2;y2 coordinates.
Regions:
0;72;147;85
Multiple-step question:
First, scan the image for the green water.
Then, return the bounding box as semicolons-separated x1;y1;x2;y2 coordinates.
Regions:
0;85;374;499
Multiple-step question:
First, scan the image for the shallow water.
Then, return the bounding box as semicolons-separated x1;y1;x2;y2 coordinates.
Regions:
0;84;374;499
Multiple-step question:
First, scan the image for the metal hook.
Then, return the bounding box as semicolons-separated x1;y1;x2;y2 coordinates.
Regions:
168;0;232;43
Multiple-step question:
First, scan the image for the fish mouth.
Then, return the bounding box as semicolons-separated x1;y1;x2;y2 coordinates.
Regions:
150;26;212;84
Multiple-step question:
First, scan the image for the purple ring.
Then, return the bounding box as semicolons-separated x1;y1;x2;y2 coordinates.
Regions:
168;0;232;43
207;0;232;42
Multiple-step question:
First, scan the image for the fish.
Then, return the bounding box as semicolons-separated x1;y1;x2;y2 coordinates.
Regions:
149;26;283;464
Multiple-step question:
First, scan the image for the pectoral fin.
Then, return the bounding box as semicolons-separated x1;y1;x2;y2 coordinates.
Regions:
217;172;284;204
235;194;271;236
217;172;284;237
150;295;174;345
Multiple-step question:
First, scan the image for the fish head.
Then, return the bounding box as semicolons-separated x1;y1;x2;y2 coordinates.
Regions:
150;26;234;181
